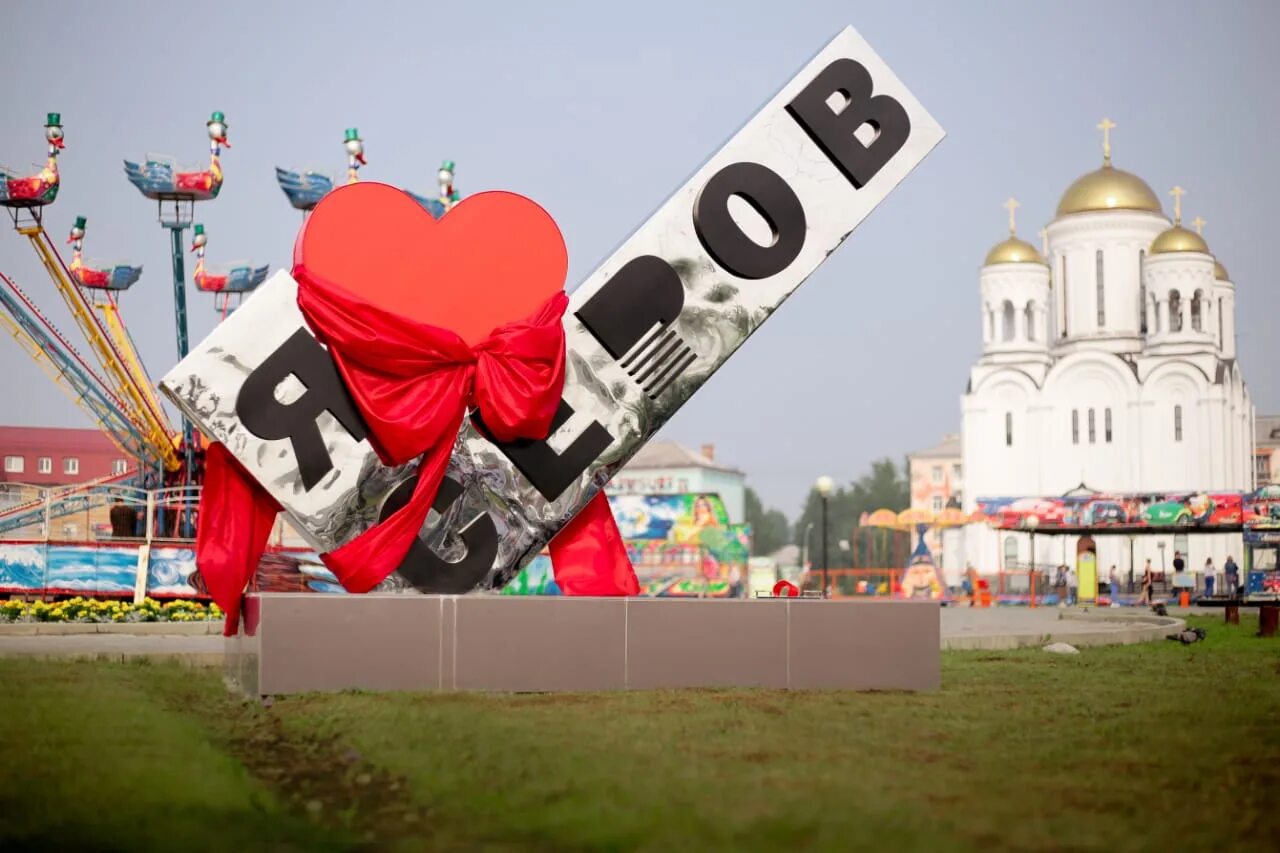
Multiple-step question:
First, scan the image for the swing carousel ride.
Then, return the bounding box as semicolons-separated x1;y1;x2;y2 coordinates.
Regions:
0;111;461;537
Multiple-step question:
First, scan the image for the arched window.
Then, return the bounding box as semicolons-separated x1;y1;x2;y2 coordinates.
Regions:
1005;412;1013;447
1191;289;1204;332
1024;301;1036;342
1003;535;1018;570
1174;404;1183;442
1072;409;1080;445
1095;249;1106;328
1139;249;1147;332
1088;409;1096;444
1152;293;1161;332
1105;408;1113;443
1218;297;1224;346
1169;290;1183;332
1002;300;1016;342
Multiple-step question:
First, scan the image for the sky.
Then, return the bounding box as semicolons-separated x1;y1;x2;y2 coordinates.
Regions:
1;0;1277;515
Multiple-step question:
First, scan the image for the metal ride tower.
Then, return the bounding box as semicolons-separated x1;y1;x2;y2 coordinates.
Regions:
124;111;230;508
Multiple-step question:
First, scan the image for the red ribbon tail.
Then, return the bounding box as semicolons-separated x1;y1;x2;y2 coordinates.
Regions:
549;491;639;596
196;443;280;635
320;443;453;593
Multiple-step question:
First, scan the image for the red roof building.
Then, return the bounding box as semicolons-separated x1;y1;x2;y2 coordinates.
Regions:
0;426;134;486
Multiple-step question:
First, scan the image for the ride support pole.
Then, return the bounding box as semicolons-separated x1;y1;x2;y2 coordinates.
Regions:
166;224;195;536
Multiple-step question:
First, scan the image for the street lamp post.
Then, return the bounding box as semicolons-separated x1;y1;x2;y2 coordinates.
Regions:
816;476;835;597
1025;514;1040;608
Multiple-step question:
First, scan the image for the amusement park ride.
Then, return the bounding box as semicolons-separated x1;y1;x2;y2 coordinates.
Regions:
275;126;461;218
0;111;460;539
0;112;252;535
191;223;269;318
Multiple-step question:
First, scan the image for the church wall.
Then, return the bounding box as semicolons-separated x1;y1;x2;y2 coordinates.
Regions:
1046;211;1167;346
1039;353;1140;493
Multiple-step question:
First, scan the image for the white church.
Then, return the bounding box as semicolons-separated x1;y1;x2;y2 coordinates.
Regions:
958;122;1254;580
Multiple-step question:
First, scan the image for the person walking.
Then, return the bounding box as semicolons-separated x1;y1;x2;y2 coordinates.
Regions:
963;564;978;607
1054;565;1068;606
1066;564;1078;606
1224;555;1240;598
1109;565;1121;604
1203;557;1217;598
1139;562;1154;606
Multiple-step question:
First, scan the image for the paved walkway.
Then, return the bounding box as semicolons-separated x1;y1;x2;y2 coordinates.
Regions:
0;606;1185;665
939;605;1184;650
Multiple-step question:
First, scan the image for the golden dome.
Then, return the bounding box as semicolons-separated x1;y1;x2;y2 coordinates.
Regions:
1149;224;1210;255
984;236;1045;266
1056;164;1163;216
1214;259;1230;281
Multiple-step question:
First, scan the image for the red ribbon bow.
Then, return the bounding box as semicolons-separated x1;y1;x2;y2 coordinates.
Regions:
196;263;638;634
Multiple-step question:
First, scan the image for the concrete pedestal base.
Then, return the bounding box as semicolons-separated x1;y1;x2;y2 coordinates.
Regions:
229;594;940;695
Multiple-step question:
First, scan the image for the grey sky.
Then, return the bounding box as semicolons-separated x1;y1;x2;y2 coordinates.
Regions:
1;0;1276;514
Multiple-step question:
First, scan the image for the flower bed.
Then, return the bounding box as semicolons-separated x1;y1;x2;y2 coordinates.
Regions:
1;597;222;623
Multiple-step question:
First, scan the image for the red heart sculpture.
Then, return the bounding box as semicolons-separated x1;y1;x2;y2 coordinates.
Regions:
293;182;567;346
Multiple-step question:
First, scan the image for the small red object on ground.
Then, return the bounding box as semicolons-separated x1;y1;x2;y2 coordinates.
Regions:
773;580;800;597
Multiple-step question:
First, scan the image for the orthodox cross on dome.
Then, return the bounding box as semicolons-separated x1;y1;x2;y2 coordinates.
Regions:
1192;215;1206;236
1169;185;1186;224
1003;197;1020;235
1097;118;1116;165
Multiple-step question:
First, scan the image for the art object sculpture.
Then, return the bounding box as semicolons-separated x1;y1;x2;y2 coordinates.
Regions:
163;26;945;620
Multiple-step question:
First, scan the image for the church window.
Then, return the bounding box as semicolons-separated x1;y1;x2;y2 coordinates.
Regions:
932;466;942;484
1005;412;1013;446
1025;301;1036;342
1088;409;1096;444
1002;301;1016;342
1139;250;1147;332
1169;290;1183;332
1071;410;1079;445
1003;536;1018;570
1191;290;1204;332
1105;408;1113;443
1218;298;1224;345
1174;405;1183;442
1061;257;1069;337
932;496;943;513
1095;250;1106;328
1152;294;1161;333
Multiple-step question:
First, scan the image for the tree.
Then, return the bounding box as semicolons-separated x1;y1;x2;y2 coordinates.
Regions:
792;458;910;567
744;486;791;556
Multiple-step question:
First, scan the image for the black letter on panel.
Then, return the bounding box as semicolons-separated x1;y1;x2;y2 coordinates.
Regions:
692;162;806;280
785;57;910;188
477;400;613;501
575;255;685;360
381;475;498;593
236;329;368;490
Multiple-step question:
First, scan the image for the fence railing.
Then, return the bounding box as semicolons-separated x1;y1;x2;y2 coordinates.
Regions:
0;483;309;548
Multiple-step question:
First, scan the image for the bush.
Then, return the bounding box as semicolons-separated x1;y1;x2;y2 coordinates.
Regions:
0;597;221;624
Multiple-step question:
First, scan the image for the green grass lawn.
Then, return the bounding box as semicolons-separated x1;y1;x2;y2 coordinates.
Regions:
1;614;1277;851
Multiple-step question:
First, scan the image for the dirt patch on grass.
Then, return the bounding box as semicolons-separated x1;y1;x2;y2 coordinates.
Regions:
230;705;432;845
145;673;431;847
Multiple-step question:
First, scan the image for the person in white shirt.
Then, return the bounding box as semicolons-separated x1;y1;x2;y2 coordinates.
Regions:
1203;557;1217;597
1066;565;1077;606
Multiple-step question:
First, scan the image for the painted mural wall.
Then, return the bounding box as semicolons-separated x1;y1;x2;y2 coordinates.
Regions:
0;541;340;598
